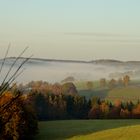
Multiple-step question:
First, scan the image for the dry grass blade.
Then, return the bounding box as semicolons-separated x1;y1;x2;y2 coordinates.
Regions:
0;68;26;95
0;45;10;78
0;47;32;96
7;54;33;83
0;54;32;95
1;46;29;86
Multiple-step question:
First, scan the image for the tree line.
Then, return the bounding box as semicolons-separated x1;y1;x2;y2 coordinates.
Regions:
19;80;140;121
0;76;135;140
0;79;139;140
86;75;130;90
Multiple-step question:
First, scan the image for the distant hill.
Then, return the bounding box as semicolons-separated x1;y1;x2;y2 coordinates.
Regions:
1;57;140;83
2;57;140;65
61;76;75;83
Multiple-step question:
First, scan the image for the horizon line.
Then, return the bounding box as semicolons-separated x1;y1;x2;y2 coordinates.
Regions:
2;56;140;63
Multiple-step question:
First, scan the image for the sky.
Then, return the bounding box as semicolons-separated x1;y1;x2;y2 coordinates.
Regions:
0;0;140;61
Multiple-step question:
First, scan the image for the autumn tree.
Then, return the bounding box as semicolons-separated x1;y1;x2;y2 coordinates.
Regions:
88;104;100;119
52;83;62;95
0;47;38;140
120;109;131;118
0;92;38;140
109;79;117;89
88;97;101;119
132;104;140;118
100;101;110;118
123;75;130;86
100;78;106;88
62;82;77;95
86;81;94;90
118;78;123;86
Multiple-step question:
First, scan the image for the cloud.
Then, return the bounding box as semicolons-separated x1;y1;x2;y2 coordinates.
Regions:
64;32;140;43
64;32;127;37
91;39;140;43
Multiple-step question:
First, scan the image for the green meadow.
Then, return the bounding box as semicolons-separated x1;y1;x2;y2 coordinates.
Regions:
35;80;140;140
76;80;140;102
36;120;140;140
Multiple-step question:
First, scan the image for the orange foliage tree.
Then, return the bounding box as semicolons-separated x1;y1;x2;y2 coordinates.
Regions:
0;47;38;140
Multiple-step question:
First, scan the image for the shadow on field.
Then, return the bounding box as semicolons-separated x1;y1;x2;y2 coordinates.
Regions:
35;120;140;140
78;89;109;100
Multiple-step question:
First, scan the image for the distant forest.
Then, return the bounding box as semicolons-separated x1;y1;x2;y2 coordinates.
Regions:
6;77;140;120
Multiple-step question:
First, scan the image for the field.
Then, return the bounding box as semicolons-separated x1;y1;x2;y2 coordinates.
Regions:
107;86;140;102
35;80;140;140
35;120;140;140
76;80;140;102
78;86;140;102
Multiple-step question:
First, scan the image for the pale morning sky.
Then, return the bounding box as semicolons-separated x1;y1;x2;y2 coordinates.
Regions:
0;0;140;61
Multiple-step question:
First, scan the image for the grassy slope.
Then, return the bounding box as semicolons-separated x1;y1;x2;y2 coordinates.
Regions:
35;120;140;140
76;80;140;102
107;87;140;102
78;89;109;100
69;125;140;140
75;81;100;90
78;86;140;102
